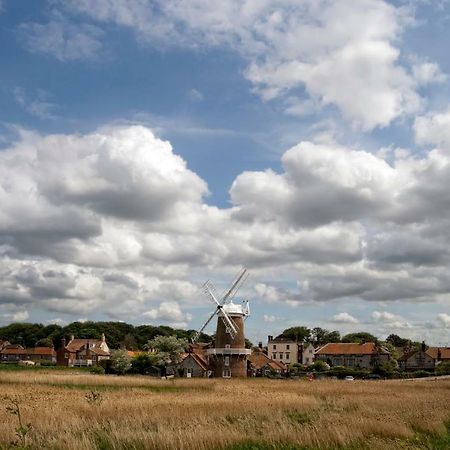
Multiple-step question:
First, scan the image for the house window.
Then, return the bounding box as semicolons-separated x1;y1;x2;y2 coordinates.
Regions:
285;353;290;360
286;344;290;350
273;345;276;350
224;356;230;367
272;353;276;359
279;353;283;360
64;353;68;359
223;369;231;378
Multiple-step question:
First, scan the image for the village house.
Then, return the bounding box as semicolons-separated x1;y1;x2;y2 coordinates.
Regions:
267;335;301;365
176;342;211;377
300;343;316;366
248;349;286;376
315;342;390;370
56;334;110;367
0;344;56;363
398;346;450;371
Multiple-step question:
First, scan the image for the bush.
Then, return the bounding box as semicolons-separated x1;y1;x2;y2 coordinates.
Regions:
90;365;105;375
311;360;330;372
436;361;450;375
40;360;56;366
329;366;370;379
130;353;159;375
413;370;433;378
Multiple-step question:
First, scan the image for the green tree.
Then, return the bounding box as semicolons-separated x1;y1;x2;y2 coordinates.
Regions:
311;328;341;346
35;338;54;348
279;326;311;342
130;353;159;374
311;360;330;372
110;349;131;375
386;334;409;348
341;332;378;344
436;362;450;375
147;335;187;365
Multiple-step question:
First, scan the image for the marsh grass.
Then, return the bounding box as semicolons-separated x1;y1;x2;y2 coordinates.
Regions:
0;372;449;449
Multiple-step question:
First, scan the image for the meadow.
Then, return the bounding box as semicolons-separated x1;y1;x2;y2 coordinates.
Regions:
0;370;449;450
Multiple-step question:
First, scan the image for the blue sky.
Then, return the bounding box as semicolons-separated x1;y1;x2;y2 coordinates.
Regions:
2;0;450;345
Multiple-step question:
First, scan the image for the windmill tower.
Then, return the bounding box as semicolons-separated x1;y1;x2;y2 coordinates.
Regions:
193;269;251;378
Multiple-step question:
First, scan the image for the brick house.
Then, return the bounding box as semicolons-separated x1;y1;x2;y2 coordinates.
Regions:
398;347;450;371
56;334;110;367
248;350;286;376
315;343;390;369
0;345;56;363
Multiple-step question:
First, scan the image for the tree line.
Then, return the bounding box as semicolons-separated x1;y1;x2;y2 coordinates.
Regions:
0;321;213;350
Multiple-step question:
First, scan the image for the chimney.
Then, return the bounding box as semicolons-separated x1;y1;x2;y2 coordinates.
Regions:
268;335;273;342
258;341;263;349
61;337;66;349
438;348;442;361
70;334;75;342
101;333;106;343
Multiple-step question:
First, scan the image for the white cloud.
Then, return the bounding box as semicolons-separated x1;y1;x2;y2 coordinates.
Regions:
48;0;441;129
19;20;104;61
372;310;412;329
437;313;450;327
13;87;57;119
142;301;192;328
186;89;204;102
263;314;282;323
2;124;450;324
332;312;359;324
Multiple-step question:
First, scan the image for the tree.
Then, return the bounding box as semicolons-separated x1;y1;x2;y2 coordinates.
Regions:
130;353;159;375
110;350;131;375
436;362;450;376
386;334;409;348
35;338;54;348
311;360;330;372
311;328;341;346
341;332;378;344
279;327;311;342
147;335;187;365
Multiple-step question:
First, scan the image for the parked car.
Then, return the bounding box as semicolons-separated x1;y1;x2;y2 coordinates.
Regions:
344;375;355;381
367;374;381;380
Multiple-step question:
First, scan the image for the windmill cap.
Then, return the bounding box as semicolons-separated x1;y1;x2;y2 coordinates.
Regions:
222;301;246;315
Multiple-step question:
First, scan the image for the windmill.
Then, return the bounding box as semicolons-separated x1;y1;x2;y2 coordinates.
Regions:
193;268;251;378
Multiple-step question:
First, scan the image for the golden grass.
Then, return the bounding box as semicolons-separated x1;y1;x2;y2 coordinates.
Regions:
0;371;449;450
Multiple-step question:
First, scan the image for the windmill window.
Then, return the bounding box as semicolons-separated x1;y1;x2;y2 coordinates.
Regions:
225;344;230;349
224;356;230;366
223;369;231;378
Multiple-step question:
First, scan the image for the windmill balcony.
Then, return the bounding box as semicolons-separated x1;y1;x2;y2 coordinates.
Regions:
206;348;252;356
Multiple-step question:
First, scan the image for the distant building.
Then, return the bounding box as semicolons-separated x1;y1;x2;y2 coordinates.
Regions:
398;346;450;371
300;343;316;366
248;349;286;376
178;353;209;377
315;343;390;370
0;340;11;352
56;334;110;367
267;335;301;365
0;345;55;363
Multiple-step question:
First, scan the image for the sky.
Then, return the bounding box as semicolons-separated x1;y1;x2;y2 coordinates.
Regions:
2;0;450;346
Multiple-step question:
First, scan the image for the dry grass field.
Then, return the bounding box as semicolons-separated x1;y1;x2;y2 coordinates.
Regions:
0;369;450;450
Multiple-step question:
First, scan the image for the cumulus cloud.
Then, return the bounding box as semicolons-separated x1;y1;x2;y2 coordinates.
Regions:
39;0;442;129
437;313;450;327
2;123;450;326
332;312;359;324
142;301;192;328
372;311;412;329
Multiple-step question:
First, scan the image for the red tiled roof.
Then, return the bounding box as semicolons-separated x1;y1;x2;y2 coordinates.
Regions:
65;339;103;352
316;342;389;356
248;352;285;371
0;347;55;356
427;347;450;360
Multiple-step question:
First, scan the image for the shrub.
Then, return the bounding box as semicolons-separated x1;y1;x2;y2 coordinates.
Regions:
40;360;56;367
90;365;105;375
130;353;159;375
436;361;450;376
413;370;433;378
311;360;330;372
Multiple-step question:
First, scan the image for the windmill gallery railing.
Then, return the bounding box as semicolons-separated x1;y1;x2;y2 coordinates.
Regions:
206;348;252;356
